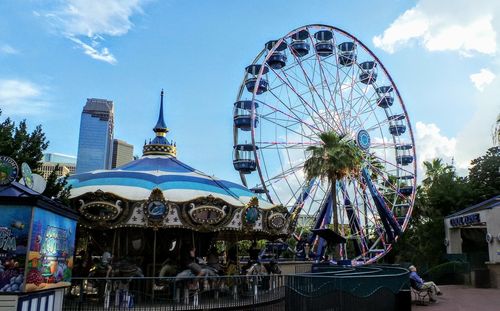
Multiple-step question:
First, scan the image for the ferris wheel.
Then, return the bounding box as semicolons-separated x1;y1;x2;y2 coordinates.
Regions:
232;24;417;264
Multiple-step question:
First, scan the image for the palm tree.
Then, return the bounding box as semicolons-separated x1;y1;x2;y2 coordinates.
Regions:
422;158;453;188
303;131;363;234
493;113;500;146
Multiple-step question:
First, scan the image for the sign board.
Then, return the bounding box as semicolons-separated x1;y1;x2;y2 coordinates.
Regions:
25;208;77;292
449;213;481;227
0;206;32;293
0;156;18;185
21;163;33;189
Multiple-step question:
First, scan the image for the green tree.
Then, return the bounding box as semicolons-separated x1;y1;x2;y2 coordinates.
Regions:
468;146;500;203
303;131;363;234
389;158;472;269
0;110;71;204
421;158;453;188
0;110;48;169
43;164;72;205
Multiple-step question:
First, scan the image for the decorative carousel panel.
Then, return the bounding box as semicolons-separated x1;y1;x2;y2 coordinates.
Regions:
188;204;227;225
179;195;237;232
76;190;130;228
144;188;169;228
242;197;260;230
164;203;183;226
124;202;148;227
267;213;287;230
227;210;243;230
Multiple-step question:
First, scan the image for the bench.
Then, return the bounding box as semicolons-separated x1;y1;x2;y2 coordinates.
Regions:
410;279;431;305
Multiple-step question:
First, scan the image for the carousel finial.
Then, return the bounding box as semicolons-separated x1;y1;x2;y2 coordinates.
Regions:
154;89;167;133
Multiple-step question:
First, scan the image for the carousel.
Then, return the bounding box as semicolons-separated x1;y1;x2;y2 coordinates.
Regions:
67;90;291;280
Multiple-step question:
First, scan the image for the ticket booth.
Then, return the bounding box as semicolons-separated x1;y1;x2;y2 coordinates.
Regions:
444;196;500;288
0;181;78;310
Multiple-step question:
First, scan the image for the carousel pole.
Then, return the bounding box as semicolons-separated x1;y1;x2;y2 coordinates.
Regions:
152;229;157;301
112;230;117;258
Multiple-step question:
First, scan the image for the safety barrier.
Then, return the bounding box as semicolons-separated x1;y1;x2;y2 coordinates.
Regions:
62;265;409;310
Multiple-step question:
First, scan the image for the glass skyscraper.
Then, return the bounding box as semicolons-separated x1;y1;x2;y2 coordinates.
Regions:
76;98;114;174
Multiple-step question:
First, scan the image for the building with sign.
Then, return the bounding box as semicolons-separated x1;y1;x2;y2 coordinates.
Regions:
444;195;500;288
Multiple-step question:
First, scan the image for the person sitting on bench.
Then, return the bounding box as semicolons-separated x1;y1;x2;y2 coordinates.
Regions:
409;265;442;302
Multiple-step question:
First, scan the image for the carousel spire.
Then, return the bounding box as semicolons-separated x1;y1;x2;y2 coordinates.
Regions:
153;89;168;135
143;89;177;157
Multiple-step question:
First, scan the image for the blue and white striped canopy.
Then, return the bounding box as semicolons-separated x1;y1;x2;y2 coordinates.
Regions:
68;155;273;208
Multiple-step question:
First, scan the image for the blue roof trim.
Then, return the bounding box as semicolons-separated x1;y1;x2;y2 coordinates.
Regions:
69;172;249;191
115;157;195;172
68;177;254;197
446;195;500;218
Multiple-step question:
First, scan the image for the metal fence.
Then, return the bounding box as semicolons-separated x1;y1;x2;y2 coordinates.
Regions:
64;274;285;311
63;265;410;311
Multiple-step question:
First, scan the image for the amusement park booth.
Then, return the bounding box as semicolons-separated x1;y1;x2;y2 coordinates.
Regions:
0;174;78;310
444;195;500;288
66;91;291;279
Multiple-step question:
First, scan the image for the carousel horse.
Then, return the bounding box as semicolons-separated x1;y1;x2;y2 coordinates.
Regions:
243;259;268;294
264;260;281;275
88;256;143;299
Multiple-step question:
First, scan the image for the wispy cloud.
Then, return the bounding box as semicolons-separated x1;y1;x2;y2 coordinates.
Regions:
39;0;147;64
470;68;496;91
0;44;19;55
373;0;498;56
0;79;49;115
68;37;116;64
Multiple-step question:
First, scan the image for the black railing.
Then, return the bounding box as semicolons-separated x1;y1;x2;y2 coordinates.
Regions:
63;265;410;311
65;275;285;310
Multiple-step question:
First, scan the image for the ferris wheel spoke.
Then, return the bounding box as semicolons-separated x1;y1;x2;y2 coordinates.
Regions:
321;58;352;132
287;41;344;133
270;86;326;134
262;161;305;185
348;87;379;131
371;153;414;177
270;66;333;132
256;141;320;149
363;116;394;133
257;95;322;134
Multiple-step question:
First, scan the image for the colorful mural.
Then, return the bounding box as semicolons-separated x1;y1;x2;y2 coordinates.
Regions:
26;208;77;292
0;206;31;293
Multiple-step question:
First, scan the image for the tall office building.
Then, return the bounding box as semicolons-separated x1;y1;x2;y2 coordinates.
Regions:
111;139;134;168
76;98;114;174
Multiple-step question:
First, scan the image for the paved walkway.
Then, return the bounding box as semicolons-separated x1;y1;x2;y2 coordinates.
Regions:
413;285;500;311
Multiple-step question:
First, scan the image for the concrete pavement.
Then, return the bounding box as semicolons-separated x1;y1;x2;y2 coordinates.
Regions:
413;285;500;311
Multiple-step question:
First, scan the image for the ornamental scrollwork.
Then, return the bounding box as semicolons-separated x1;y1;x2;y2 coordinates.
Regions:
144;188;169;228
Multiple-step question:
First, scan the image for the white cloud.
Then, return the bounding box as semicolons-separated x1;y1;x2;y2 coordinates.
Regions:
415;122;457;169
68;37;116;64
0;79;49;115
373;8;429;54
373;0;498;56
0;44;18;55
415;111;498;179
470;68;496;91
41;0;146;64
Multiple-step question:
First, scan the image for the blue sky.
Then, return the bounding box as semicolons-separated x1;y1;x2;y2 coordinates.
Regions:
0;0;498;183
